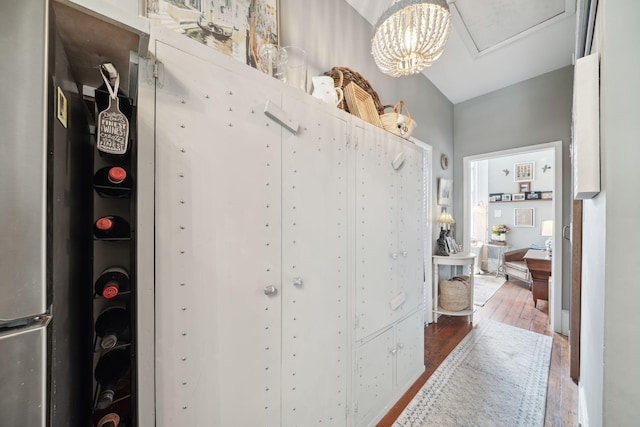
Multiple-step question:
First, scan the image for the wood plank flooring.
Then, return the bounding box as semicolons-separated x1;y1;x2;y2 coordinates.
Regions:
377;278;579;426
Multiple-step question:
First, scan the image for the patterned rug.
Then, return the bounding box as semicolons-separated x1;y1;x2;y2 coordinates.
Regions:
474;274;506;307
393;320;552;427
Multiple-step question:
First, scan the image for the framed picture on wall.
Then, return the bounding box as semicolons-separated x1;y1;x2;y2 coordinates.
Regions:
438;178;452;206
502;193;512;201
514;162;535;182
513;193;526;201
151;0;280;72
518;182;531;192
514;208;535;227
526;191;541;200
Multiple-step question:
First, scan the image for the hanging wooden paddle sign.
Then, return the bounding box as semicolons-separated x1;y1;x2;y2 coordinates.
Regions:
96;67;129;155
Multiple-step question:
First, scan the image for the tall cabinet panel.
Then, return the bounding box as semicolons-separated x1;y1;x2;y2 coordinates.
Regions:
354;125;398;340
354;125;425;340
396;142;426;318
281;95;350;425
153;41;283;426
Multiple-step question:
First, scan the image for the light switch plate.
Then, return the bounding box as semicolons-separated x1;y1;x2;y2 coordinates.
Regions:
495;210;501;218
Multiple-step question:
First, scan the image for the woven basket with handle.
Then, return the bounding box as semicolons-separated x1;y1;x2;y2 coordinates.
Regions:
380;100;417;139
324;66;392;114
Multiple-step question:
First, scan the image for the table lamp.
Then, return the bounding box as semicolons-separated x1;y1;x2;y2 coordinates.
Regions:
437;209;455;231
436;208;456;255
541;220;553;254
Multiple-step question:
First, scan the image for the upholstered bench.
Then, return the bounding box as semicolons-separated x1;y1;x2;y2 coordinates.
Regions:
503;248;532;286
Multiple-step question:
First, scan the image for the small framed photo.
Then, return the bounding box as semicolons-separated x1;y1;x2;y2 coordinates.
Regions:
513;193;526;201
518;182;531;192
541;191;553;200
502;193;512;201
437;178;452;206
526;191;541;200
514;208;535;227
446;236;459;254
489;196;497;202
514;162;535;182
489;193;502;202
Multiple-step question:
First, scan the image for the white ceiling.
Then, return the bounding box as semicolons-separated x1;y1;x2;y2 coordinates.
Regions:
345;0;577;104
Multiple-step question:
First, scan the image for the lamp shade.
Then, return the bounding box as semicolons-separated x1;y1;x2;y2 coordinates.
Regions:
371;0;451;77
540;220;553;237
437;211;455;225
472;202;487;214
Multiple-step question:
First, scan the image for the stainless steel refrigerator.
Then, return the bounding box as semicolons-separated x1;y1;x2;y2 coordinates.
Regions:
1;1;92;425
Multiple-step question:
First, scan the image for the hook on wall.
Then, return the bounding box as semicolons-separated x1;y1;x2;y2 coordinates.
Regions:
502;169;510;176
542;164;551;173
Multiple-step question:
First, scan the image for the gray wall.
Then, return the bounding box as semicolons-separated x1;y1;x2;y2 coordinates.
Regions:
486;151;555;251
279;0;454;242
453;66;574;308
581;0;640;425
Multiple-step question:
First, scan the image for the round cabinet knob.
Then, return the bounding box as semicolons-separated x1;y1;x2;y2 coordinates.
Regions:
389;347;397;355
293;277;303;287
397;342;404;350
263;285;277;296
401;251;408;257
391;253;398;260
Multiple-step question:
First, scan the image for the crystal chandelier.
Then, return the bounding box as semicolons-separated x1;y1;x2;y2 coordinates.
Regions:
372;0;451;77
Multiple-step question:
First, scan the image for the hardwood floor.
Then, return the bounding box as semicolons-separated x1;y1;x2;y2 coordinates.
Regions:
377;278;579;426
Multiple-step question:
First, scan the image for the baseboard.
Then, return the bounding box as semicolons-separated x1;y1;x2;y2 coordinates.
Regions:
561;309;570;336
579;384;589;427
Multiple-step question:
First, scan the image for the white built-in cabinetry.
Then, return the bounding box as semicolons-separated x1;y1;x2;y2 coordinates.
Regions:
351;124;426;426
145;30;427;427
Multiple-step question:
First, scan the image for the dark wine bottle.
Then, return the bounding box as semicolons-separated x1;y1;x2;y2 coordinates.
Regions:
94;166;133;198
95;266;129;299
94;215;130;239
95;413;120;427
95;306;130;350
92;394;130;427
95;348;131;410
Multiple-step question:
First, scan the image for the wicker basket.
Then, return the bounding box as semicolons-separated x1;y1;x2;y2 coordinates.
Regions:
324;67;392;114
343;82;384;128
439;275;471;311
380;100;417;139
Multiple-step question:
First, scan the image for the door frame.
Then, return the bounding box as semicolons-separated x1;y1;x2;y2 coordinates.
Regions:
462;141;563;333
410;138;433;324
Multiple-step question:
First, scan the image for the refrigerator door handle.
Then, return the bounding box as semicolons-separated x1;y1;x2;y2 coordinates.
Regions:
0;315;51;339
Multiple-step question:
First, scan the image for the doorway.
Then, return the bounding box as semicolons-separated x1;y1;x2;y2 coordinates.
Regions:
463;141;563;333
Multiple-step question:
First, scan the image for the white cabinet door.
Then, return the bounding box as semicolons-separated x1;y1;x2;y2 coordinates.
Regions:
354;125;399;340
281;95;349;425
353;327;395;427
395;311;425;389
354;128;424;340
154;41;283;426
396;142;425;318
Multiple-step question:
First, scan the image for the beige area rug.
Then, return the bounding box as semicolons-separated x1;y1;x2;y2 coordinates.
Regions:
473;274;506;307
392;320;552;427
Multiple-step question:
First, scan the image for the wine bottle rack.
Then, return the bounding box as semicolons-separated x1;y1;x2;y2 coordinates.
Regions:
90;85;137;426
